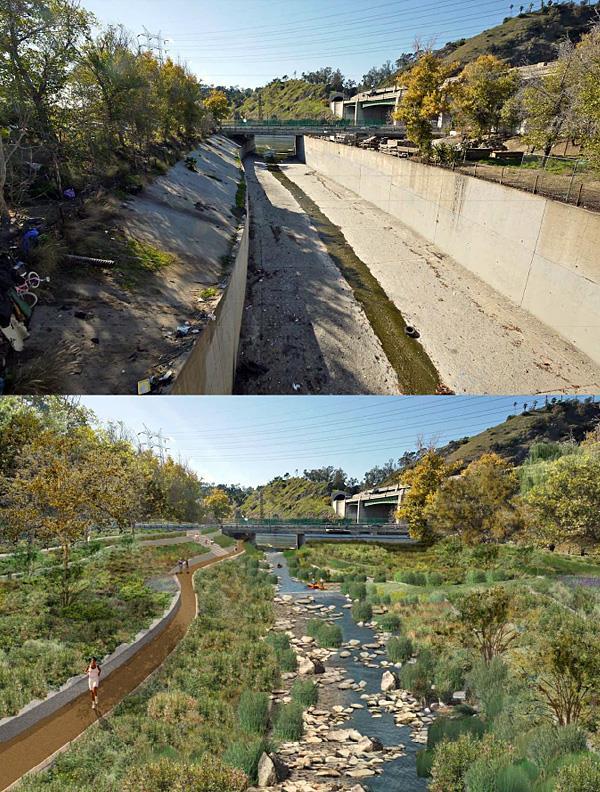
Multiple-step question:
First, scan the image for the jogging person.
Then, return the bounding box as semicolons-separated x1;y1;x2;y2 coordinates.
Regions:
86;657;101;710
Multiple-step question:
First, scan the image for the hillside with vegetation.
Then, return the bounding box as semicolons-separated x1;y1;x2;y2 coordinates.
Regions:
441;399;599;467
234;78;334;120
438;3;600;69
241;476;334;519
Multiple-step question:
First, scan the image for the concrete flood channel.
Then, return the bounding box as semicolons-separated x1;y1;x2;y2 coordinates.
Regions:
269;551;428;791
235;147;439;395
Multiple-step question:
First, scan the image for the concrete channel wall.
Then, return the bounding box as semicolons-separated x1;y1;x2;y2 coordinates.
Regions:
171;194;250;394
0;582;181;744
303;137;600;366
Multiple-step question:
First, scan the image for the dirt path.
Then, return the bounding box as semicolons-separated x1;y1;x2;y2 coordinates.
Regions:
20;136;241;395
0;544;243;792
280;161;600;394
235;156;400;394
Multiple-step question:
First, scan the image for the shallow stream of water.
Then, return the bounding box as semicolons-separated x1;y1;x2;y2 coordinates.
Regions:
269;552;427;791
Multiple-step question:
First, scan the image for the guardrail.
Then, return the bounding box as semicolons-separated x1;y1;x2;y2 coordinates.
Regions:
222;119;387;129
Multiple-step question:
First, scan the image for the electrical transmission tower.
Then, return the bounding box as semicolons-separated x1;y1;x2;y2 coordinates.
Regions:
138;424;170;462
137;27;169;65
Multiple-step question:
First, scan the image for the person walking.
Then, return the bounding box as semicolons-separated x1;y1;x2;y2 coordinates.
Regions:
86;657;101;710
185;559;190;573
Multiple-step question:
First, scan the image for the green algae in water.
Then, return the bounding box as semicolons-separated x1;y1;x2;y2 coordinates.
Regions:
267;164;442;394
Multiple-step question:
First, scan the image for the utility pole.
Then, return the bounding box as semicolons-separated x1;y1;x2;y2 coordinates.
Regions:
258;91;263;121
259;490;264;521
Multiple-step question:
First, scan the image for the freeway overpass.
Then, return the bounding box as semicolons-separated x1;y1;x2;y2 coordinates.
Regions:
221;520;412;549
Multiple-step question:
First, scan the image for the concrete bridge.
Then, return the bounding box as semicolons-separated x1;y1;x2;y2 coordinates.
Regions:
221;120;402;159
221;520;412;549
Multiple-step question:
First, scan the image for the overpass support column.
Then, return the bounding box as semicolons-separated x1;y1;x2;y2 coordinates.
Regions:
297;533;305;549
295;135;305;163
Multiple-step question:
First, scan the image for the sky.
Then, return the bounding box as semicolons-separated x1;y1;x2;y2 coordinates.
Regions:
79;395;559;487
82;0;512;89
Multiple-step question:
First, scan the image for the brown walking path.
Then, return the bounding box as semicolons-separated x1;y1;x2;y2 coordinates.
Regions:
0;543;243;791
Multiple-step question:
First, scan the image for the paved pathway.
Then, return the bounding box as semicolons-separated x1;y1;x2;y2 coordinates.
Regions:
0;543;243;791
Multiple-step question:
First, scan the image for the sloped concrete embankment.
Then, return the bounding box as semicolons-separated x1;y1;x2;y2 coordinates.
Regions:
303;138;600;368
171;192;249;394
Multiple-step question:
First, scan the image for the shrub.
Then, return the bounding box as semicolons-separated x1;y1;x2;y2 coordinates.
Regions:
429;591;447;603
427;715;486;750
122;757;247;792
147;690;199;727
266;633;297;671
348;582;367;600
381;593;392;605
307;619;342;648
554;754;600;792
379;613;403;633
488;569;512;582
274;702;304;741
237;690;270;735
399;660;434;705
387;635;413;663
429;732;482;792
413;572;427;586
467;657;508;720
278;648;297;672
291;679;318;707
416;748;434;777
351;600;373;623
495;764;536;792
223;738;269;784
525;724;587;770
466;569;487;584
374;571;387;582
434;654;467;705
428;571;443;586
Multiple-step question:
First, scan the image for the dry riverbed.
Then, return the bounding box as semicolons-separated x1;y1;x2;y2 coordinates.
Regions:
278;161;600;394
235;156;401;395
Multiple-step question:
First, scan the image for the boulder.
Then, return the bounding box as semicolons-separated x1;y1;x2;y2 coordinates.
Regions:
257;752;289;787
381;670;399;692
328;728;363;742
298;656;325;675
354;735;384;753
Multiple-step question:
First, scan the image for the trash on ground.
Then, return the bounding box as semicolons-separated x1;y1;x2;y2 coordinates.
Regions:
137;378;152;395
404;325;420;338
66;254;115;267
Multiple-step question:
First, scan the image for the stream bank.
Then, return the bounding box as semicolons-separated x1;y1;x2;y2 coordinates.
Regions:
259;552;431;792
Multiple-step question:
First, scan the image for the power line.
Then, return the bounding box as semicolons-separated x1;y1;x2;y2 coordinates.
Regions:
173;0;505;51
176;14;508;61
169;397;514;448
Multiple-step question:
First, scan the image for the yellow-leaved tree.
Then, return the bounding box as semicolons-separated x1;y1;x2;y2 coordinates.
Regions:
395;450;460;544
204;90;230;125
451;54;520;138
204;488;233;525
0;426;133;605
393;53;453;154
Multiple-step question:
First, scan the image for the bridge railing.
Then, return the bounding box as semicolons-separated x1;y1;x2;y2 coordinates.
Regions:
222;518;394;528
222;119;386;129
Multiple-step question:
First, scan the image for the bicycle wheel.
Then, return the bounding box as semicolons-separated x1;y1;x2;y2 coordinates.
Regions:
26;272;41;289
19;291;38;308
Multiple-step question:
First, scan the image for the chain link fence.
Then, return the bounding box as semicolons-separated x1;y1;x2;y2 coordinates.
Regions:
449;153;600;212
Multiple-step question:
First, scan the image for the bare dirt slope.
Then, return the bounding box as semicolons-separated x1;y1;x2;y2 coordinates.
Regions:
235;156;400;394
20;136;241;395
281;162;600;394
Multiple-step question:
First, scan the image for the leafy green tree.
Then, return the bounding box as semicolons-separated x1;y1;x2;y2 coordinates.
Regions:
526;450;600;549
425;453;521;544
525;613;600;725
396;450;459;543
451;54;520;137
521;50;576;157
455;587;516;663
569;22;600;171
393;53;453;153
0;0;92;189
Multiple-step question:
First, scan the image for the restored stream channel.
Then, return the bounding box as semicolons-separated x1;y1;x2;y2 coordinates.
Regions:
269;551;428;791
